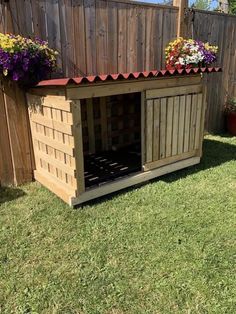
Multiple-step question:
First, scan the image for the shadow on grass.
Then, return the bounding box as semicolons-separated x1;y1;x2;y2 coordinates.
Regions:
78;138;236;208
0;186;26;205
161;137;236;183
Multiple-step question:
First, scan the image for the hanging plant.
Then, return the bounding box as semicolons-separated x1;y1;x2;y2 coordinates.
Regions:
165;37;218;70
0;33;58;87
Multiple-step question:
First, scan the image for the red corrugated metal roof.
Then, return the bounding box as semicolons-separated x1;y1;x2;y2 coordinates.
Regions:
37;67;222;87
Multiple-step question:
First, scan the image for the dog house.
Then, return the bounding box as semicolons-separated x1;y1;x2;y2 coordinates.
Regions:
27;68;221;206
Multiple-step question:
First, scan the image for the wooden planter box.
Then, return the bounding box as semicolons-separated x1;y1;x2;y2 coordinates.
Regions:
27;73;206;206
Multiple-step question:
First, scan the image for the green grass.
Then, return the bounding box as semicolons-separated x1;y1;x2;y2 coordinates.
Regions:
0;135;236;314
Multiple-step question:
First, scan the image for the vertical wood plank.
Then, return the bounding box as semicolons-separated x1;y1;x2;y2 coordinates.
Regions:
189;94;198;151
177;95;185;155
137;6;146;71
172;96;179;156
3;83;33;185
159;98;167;159
0;88;14;185
153;98;160;161
73;0;87;76
117;2;127;73
108;1;118;74
141;91;146;166
183;94;191;153
65;0;76;76
166;97;174;158
145;99;154;163
72;100;85;195
127;4;137;72
96;0;108;75
100;97;108;150
194;93;203;150
86;98;95;154
84;0;97;75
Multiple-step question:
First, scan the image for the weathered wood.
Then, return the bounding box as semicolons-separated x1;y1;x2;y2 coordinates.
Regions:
2;82;33;185
173;0;188;37
0;87;14;185
145;99;154;163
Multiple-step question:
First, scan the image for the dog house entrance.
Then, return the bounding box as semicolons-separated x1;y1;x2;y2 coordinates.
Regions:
81;93;142;188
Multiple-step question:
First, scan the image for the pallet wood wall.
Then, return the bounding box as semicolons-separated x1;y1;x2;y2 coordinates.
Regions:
0;82;33;186
143;82;205;171
27;94;81;203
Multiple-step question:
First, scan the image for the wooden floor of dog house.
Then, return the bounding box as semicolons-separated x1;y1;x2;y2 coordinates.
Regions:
84;144;141;188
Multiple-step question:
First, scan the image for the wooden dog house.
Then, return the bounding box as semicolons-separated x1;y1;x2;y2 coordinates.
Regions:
27;68;221;206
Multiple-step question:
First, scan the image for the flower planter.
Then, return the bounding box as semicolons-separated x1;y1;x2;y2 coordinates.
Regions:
226;112;236;136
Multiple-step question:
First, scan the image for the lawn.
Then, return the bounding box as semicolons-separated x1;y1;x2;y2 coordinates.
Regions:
0;135;236;314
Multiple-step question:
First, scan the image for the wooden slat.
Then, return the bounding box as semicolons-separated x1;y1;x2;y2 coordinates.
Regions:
166;97;174;158
72;100;85;195
177;95;186;155
194;93;203;150
108;1;118;73
34;170;76;203
27;94;71;112
127;4;137;72
100;97;108;150
141;91;146;166
0;88;14;185
31;131;74;156
84;0;97;75
172;96;179;156
96;0;108;74
189;94;198;151
143;150;198;171
67;76;202;100
73;0;87;76
3;82;33;185
199;86;207;157
36;149;76;177
30;113;73;135
153;98;160;161
183;94;192;153
86;98;95;154
117;2;127;73
146;84;202;99
145;99;154;163
159;98;167;159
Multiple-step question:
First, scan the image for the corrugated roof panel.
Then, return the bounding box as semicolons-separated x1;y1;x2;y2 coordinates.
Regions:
36;67;222;87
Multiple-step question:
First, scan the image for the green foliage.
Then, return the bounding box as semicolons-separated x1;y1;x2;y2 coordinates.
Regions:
229;0;236;14
0;135;236;313
193;0;211;10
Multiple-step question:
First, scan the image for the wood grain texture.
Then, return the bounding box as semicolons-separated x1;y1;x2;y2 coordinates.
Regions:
2;82;33;185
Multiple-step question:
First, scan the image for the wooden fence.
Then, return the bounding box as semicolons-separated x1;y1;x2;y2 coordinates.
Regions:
0;0;235;186
0;81;34;186
0;0;178;76
185;9;236;131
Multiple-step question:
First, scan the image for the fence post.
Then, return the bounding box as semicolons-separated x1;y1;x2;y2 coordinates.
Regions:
173;0;189;37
